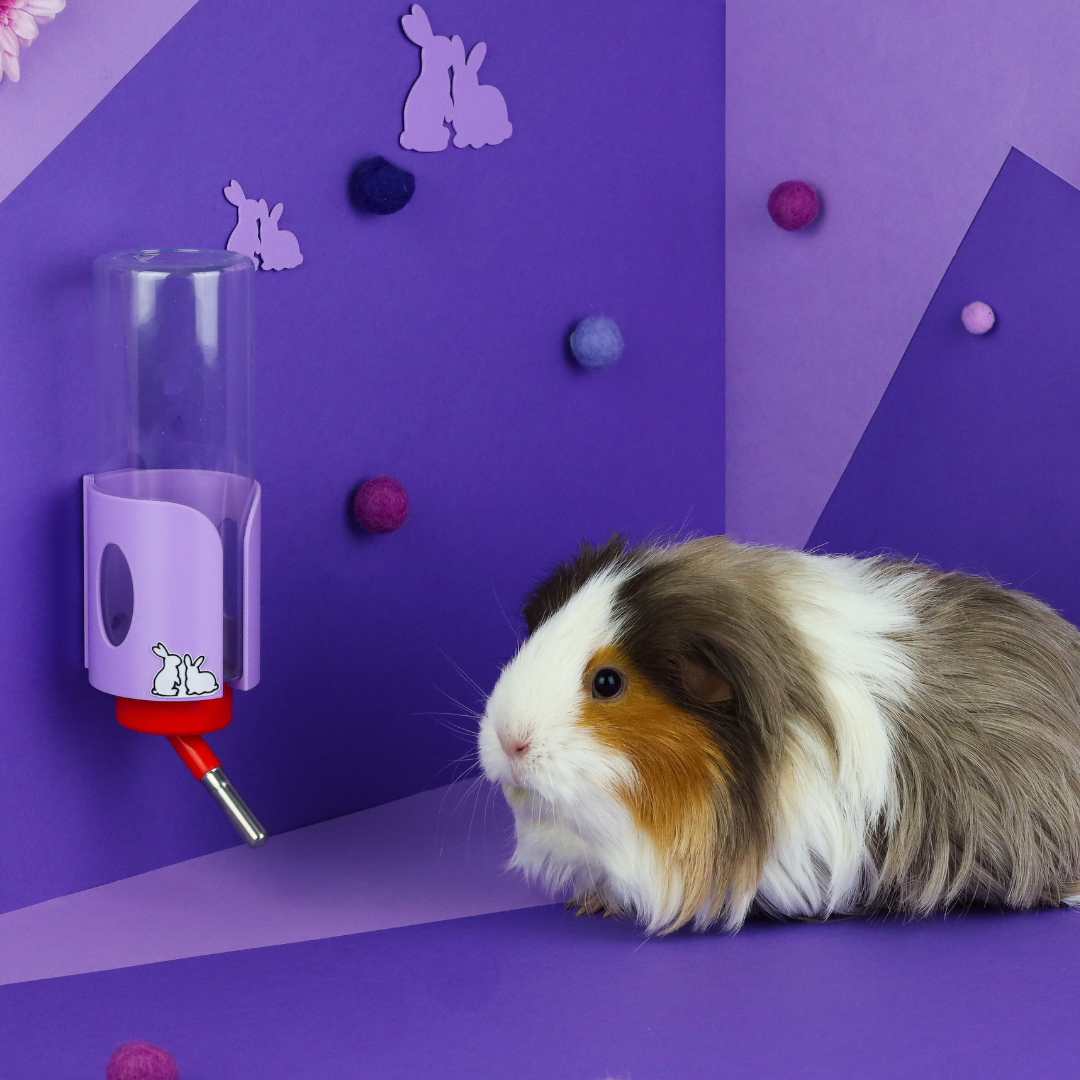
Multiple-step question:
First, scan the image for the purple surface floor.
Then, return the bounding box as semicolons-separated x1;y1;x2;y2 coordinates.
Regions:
3;902;1079;1078
0;781;548;985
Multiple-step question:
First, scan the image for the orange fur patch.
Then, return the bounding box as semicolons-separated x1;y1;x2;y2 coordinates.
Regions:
580;645;728;927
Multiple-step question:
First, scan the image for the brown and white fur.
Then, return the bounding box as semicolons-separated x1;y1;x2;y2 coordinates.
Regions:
478;536;1080;933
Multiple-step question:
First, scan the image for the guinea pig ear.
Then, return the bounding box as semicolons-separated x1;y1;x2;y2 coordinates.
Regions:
677;657;734;704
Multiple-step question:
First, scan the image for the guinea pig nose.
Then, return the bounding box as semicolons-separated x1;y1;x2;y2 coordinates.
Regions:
498;731;530;759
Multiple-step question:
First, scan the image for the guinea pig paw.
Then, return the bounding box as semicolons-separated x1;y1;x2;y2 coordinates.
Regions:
569;893;615;917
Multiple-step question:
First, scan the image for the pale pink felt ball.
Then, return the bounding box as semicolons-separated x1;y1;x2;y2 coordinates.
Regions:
961;301;995;335
106;1042;179;1080
768;181;820;231
354;476;409;533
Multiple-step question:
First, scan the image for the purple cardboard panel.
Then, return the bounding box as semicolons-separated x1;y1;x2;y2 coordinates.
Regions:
2;903;1080;1078
0;0;724;909
0;0;202;205
727;1;1080;550
808;149;1080;628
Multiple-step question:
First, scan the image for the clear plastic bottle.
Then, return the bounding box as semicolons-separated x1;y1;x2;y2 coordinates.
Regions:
85;249;264;845
89;249;260;691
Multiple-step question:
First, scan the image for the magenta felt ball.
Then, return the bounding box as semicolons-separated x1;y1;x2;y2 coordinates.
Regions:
961;301;995;335
106;1043;179;1080
354;476;409;533
768;181;820;231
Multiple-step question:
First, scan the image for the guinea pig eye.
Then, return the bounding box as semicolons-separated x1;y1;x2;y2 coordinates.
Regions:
591;667;626;701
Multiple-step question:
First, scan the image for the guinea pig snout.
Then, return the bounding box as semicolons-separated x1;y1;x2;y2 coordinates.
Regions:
497;729;531;760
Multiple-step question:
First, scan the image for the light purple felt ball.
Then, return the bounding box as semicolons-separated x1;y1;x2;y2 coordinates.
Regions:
570;316;624;369
354;476;409;533
961;301;995;335
768;181;820;231
106;1042;179;1080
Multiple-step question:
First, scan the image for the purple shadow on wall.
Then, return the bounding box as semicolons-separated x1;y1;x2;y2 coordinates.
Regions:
807;149;1080;626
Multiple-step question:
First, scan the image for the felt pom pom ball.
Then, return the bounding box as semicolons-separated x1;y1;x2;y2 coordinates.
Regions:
768;181;820;231
961;301;995;335
106;1042;179;1080
349;156;416;215
354;476;410;533
570;316;624;369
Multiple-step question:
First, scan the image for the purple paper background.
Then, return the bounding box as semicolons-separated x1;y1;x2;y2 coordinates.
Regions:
4;903;1080;1079
809;149;1080;627
727;1;1080;550
0;0;724;911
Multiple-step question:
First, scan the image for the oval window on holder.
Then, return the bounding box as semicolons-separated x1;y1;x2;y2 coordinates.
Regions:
99;542;134;646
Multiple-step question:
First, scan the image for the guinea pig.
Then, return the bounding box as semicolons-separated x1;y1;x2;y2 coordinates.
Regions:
477;535;1080;933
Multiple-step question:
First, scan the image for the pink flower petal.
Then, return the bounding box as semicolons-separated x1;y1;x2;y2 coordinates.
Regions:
1;45;21;81
11;9;37;41
0;23;20;55
22;0;64;21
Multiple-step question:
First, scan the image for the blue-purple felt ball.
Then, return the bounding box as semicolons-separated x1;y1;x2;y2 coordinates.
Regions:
570;316;624;369
349;156;415;215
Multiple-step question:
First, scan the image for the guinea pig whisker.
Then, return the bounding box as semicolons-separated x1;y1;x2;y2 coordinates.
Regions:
438;771;490;847
432;750;482;785
492;582;524;648
431;687;485;720
425;639;491;701
416;711;481;740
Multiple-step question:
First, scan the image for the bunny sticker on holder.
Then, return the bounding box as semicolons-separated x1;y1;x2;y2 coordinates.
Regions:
183;654;220;696
151;643;219;698
224;181;304;271
151;643;184;698
399;5;512;152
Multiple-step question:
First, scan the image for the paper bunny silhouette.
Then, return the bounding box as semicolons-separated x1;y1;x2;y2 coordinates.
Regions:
151;643;184;697
183;654;220;696
400;4;455;152
224;181;261;267
449;36;512;148
257;200;304;271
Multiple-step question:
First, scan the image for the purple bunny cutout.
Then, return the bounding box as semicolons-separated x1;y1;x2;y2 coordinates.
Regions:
399;5;455;152
399;5;512;152
223;181;303;271
449;36;512;148
257;199;303;271
224;181;261;267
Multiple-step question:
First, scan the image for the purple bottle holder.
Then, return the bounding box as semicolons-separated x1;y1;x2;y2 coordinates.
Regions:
85;250;266;846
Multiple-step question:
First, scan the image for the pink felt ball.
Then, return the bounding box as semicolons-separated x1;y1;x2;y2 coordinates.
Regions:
767;180;820;231
961;301;995;335
353;476;409;533
106;1042;179;1080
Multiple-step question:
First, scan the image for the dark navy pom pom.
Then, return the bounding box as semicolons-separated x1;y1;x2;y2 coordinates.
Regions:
349;157;416;215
